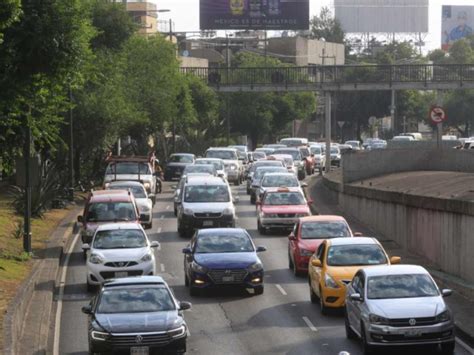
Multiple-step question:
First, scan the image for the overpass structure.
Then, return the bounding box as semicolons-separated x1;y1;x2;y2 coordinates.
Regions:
181;64;474;92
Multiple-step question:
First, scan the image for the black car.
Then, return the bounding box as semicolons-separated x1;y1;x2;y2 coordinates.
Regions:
164;153;195;181
183;228;266;296
82;276;191;355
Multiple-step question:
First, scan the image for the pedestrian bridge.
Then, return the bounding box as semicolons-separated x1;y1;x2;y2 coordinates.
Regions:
181;64;474;92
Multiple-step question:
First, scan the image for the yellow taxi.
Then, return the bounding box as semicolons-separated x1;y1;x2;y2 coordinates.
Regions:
308;237;400;314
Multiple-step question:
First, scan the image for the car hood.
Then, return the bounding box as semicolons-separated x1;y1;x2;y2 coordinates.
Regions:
182;202;232;212
369;297;446;319
261;205;310;214
297;239;324;252
104;174;152;183
92;247;150;261
136;198;151;209
326;265;367;280
95;311;181;333
194;252;258;269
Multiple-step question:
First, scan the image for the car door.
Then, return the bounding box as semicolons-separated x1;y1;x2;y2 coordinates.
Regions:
184;236;196;277
310;241;326;296
351;272;366;335
288;222;299;262
347;271;363;330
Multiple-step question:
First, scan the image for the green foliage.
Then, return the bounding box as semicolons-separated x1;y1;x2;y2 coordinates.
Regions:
308;7;345;44
0;0;21;43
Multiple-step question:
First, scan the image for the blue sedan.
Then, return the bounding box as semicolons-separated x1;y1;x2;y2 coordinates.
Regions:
182;228;266;296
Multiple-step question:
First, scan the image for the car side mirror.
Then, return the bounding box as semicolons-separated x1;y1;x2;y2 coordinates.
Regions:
288;234;296;241
300;182;308;188
350;293;363;302
81;305;92;314
441;289;453;297
139;214;148;222
150;241;160;248
77;215;84;223
179;301;192;311
82;243;90;251
353;232;363;237
182;247;192;254
390;256;401;264
256;246;267;252
311;259;322;267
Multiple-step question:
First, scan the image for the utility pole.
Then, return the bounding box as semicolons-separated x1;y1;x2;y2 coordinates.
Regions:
68;86;74;202
23;113;32;254
324;92;332;173
170;18;176;153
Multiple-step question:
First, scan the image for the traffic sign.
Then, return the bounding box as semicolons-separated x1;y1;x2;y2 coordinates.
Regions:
429;106;447;124
368;116;377;125
337;121;345;128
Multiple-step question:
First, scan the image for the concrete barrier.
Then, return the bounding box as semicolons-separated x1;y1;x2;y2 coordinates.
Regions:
342;149;474;184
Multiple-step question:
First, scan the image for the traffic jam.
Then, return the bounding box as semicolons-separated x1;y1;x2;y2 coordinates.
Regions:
76;139;456;355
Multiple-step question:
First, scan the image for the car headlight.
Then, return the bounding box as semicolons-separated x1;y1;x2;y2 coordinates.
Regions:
143;182;151;189
89;254;104;265
141;253;153;262
248;262;263;272
183;208;193;215
168;325;186;338
140;204;151;212
369;314;390;325
191;261;207;273
324;273;340;289
299;248;313;257
223;207;234;216
436;310;451;323
229;164;237;170
91;330;108;341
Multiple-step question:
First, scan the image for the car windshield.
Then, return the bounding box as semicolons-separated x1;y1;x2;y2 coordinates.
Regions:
206;150;237;160
253;152;266;160
169;155;193;163
367;274;439;300
327;244;387;266
330;147;340;154
301;222;351;239
184;165;215;175
86;202;136;222
310;147;322;155
264;192;305;205
106;162;150;175
195;234;254;253
109;185;146;199
196;160;224;170
299;149;309;158
251;162;282;173
184;185;230;203
97;286;175;314
261;175;299;187
254;167;286;180
275;150;301;160
93;229;147;249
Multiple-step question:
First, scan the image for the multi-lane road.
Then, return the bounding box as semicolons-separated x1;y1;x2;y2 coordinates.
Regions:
56;181;473;355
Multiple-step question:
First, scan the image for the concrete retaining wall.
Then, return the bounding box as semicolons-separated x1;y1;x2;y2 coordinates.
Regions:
342;149;474;183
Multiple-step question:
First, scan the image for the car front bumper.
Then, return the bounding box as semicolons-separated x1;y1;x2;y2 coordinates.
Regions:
320;285;346;308
87;260;155;285
189;269;264;289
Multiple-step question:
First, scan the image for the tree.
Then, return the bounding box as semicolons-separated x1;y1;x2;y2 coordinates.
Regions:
308;7;345;44
0;0;21;44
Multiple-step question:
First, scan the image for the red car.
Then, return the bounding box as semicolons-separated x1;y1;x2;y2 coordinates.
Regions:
288;215;353;275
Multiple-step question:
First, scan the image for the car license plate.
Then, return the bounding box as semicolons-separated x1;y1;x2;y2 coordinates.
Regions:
130;347;149;355
203;220;213;227
222;276;234;282
115;272;128;278
405;329;422;337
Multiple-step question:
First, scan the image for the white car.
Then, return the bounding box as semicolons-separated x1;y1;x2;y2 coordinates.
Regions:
309;145;326;173
106;181;154;229
82;223;159;291
195;158;227;180
205;147;242;185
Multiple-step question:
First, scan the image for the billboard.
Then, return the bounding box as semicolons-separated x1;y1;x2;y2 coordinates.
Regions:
200;0;309;30
334;0;428;33
442;6;474;51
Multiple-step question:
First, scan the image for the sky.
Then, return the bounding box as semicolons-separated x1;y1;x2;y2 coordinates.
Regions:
151;0;474;51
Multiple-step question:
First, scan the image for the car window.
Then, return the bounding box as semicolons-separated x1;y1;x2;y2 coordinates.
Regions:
170;155;193;163
86;202;136;222
316;243;326;263
326;244;387;267
106;162;150;175
184;185;230;203
352;274;362;293
261;175;299;187
97;286;175;313
310;147;321;155
275;150;301;160
367;274;439;300
109;185;146;199
263;192;305;205
184;165;215;175
93;229;147;249
300;222;351;239
206;150;237;160
253;152;266;160
195;234;254;253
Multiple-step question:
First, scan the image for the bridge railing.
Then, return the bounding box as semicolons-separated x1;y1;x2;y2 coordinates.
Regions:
181;64;474;88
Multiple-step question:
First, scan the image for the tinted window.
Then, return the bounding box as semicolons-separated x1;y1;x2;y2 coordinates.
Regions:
300;222;351;239
250;161;283;174
97;286;175;313
106;162;150;175
326;244;387;266
261;175;299;187
93;229;147;249
254;167;286;180
206;150;237;160
184;185;230;203
252;152;266;160
367;274;439;300
169;155;193;163
195;234;254;253
264;192;306;205
109;185;146;198
86;202;136;222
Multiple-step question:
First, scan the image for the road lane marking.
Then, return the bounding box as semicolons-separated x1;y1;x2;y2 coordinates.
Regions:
302;316;318;332
160;263;165;272
156;227;162;234
456;337;474;354
275;284;287;295
166;205;170;210
53;232;80;355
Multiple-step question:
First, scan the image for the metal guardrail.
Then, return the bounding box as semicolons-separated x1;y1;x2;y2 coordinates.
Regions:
181;64;474;92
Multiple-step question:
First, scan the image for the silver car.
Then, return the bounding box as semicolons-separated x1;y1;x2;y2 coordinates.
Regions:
345;265;455;355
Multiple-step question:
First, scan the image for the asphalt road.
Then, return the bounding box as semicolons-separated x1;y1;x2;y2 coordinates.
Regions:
57;180;473;355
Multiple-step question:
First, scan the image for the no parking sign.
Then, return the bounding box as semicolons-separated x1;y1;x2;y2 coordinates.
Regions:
429;106;447;125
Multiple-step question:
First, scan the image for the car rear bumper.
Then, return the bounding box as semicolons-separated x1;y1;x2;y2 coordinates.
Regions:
260;217;299;229
180;214;234;230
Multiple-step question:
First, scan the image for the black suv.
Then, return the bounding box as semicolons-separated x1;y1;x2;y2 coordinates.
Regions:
82;276;191;354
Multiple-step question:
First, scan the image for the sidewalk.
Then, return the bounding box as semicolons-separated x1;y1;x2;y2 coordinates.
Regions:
306;175;474;350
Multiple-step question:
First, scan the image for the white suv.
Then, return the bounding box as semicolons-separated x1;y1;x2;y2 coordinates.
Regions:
82;223;159;291
205;147;242;185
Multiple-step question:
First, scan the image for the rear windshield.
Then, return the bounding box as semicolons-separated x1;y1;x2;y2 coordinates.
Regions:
310;146;322;155
184;165;215;175
106;162;150;175
109;185;146;199
196;160;224;170
261;175;299;187
274;150;301;160
300;222;351;239
184;185;230;203
254;167;287;180
206;150;237;160
169;155;194;163
86;202;136;222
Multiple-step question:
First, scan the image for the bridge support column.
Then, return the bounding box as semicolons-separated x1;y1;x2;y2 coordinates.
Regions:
325;92;332;173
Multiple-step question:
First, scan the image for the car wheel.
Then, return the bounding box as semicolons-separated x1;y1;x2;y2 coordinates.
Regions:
319;287;329;315
145;222;152;230
361;325;374;355
254;285;264;295
189;285;200;297
344;310;357;340
258;220;266;235
309;280;318;304
441;341;455;355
